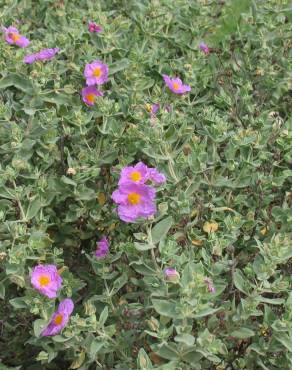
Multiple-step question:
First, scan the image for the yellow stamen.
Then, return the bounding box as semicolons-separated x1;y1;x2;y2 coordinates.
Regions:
172;82;180;90
93;67;102;77
54;314;63;325
86;93;95;104
130;171;142;182
127;192;141;205
38;275;50;287
9;33;21;42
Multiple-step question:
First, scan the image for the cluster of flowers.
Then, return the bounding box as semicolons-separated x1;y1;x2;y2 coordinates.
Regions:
1;26;60;63
3;22;215;336
81;60;108;106
31;265;73;336
30;236;109;336
2;23;211;108
111;162;166;223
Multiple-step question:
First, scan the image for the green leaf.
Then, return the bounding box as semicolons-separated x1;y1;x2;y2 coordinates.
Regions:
134;242;155;251
137;348;153;370
109;58;130;75
194;307;221;319
174;333;195;346
33;319;47;337
61;175;77;186
89;341;104;359
256;296;285;305
99;306;108;326
233;269;249;295
0;73;34;94
230;328;255;339
0;282;5;299
9;297;27;309
274;333;292;352
111;273;128;295
26;198;42;220
151;216;173;244
151;343;179;361
152;299;183;319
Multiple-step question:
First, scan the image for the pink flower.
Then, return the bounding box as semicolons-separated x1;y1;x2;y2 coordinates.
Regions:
148;168;166;185
84;60;109;86
24;48;60;64
164;268;180;282
199;42;210;55
82;86;103;106
111;183;156;223
119;162;149;185
150;103;160;115
3;26;30;48
95;237;109;259
204;277;216;293
31;265;62;299
118;162;166;186
41;298;74;337
163;74;191;94
88;22;102;33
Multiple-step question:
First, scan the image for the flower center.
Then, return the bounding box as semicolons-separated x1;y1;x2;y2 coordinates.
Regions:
38;275;50;287
86;93;95;103
93;67;102;77
172;82;180;90
130;171;141;182
9;33;21;42
54;314;63;325
127;192;141;205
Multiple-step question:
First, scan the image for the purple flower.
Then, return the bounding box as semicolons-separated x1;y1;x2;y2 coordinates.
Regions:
164;268;180;282
95;237;109;259
88;22;102;33
41;298;74;337
148;168;166;185
204;277;216;293
82;86;103;106
3;26;30;48
151;103;160;115
23;54;37;64
37;48;60;61
119;162;149;185
163;74;191;94
199;42;210;55
111;183;156;223
24;48;60;64
31;265;62;299
84;60;109;86
118;162;166;186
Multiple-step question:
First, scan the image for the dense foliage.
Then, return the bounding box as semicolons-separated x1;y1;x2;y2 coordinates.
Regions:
0;0;291;369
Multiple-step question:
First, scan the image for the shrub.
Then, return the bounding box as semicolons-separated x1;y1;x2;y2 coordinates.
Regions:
0;1;291;369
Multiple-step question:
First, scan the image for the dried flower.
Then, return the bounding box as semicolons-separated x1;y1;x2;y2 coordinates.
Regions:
66;168;76;175
164;268;180;282
203;221;219;233
41;298;74;336
204;277;216;293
